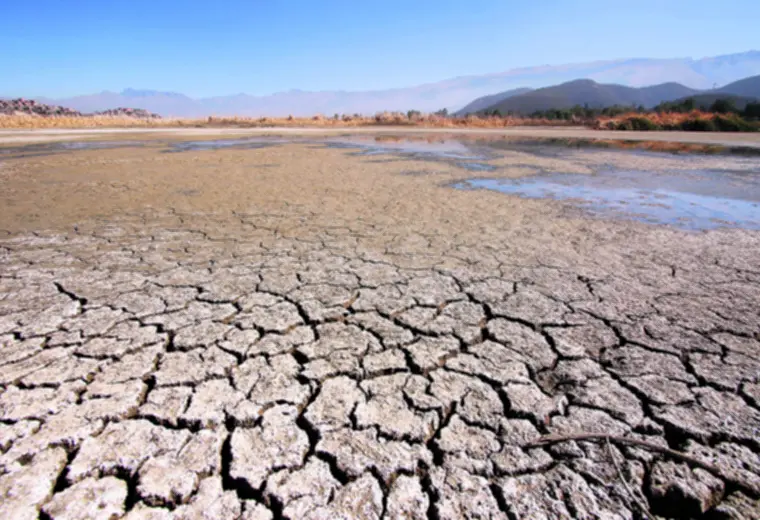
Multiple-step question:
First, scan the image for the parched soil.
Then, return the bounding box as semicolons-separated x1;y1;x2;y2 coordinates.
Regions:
0;136;759;519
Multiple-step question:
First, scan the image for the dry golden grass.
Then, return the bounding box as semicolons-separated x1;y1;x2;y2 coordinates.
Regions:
0;114;187;129
0;112;573;130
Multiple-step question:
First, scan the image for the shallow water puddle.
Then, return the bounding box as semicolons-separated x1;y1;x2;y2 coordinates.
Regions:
165;138;280;152
56;141;146;150
455;170;760;230
456;162;497;172
323;136;485;160
0;140;146;159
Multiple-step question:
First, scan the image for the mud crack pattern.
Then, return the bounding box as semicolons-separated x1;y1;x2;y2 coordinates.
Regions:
1;209;759;520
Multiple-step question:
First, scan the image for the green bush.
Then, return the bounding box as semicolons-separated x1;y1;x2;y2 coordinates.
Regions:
712;115;758;132
679;118;716;131
601;105;632;117
616;117;659;131
630;117;659;131
530;109;573;120
743;102;760;120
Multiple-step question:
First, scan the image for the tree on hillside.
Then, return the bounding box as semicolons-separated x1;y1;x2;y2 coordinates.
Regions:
655;98;695;113
680;98;695;112
710;98;738;114
570;105;586;118
744;102;760;120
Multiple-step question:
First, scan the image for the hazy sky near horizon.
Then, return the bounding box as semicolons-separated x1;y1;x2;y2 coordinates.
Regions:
4;0;760;98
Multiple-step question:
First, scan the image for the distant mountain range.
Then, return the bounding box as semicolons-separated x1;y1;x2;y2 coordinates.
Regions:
458;81;697;115
461;74;760;115
5;50;760;117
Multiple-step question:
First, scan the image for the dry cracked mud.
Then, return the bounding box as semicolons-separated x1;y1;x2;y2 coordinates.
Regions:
0;135;759;519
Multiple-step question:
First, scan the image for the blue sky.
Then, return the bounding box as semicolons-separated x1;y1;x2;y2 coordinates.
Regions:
3;0;759;98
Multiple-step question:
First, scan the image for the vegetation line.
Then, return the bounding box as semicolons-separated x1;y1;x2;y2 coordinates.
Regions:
482;97;760;132
1;97;758;132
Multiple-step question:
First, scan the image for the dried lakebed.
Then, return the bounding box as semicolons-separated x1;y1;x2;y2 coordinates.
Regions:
0;135;759;519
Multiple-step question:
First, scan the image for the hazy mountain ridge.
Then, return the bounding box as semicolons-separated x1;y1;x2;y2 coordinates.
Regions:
454;88;533;116
473;74;760;115
8;50;760;117
475;80;701;114
714;74;760;97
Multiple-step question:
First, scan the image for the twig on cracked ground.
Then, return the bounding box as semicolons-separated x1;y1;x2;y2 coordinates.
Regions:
605;437;656;520
524;433;753;497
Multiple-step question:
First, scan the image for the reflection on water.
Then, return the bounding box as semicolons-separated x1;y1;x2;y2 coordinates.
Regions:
455;170;760;230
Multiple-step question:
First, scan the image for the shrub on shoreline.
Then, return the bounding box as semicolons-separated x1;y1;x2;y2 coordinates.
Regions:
599;111;759;133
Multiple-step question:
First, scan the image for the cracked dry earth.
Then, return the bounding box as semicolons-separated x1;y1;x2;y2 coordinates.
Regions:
1;138;760;519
